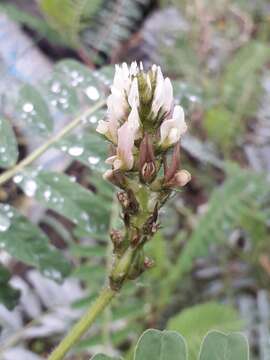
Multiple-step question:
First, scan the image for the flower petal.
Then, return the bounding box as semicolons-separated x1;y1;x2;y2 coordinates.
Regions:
127;103;140;134
130;61;139;76
128;78;139;107
96;120;109;135
163;78;173;113
117;121;137;170
160;105;187;148
152;66;166;115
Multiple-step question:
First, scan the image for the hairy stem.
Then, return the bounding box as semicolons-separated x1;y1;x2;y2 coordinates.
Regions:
0;100;105;186
48;286;116;360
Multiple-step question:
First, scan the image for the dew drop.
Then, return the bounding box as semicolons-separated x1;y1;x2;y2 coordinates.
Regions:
88;156;100;165
189;95;199;103
51;81;61;94
24;179;37;197
7;211;14;218
85;86;100;101
81;212;89;221
68;146;84;157
71;70;79;79
0;214;10;232
59;98;67;104
44;189;51;201
60;145;68;152
23;103;34;112
89;116;97;124
43;268;62;281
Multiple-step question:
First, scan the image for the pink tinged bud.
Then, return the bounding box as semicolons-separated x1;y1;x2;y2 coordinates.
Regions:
139;134;156;183
102;169;126;188
116;121;136;170
144;257;155;269
96;120;108;134
102;169;114;181
160;105;187;149
173;170;191;187
106;106;140;171
165;169;191;188
164;141;180;183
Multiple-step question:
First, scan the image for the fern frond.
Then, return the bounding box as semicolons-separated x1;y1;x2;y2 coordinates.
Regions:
40;0;102;45
178;166;270;276
221;41;270;116
0;3;64;45
82;0;151;64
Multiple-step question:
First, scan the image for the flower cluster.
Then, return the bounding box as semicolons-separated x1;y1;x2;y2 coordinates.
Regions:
97;62;188;177
96;62;191;288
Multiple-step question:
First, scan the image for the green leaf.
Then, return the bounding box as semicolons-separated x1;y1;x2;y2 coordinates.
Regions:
0;117;18;168
204;107;237;152
178;167;270;277
91;354;122;360
173;82;202;113
0;3;64;45
17;84;53;135
40;0;101;45
222;41;270;115
168;302;242;360
16;170;111;234
72;264;105;283
57;130;107;172
44;74;80;114
199;331;249;360
54;60;111;104
134;329;187;360
0;204;71;281
70;244;106;257
0;264;20;310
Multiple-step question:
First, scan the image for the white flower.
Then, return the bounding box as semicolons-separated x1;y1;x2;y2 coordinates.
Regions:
105;105;140;170
152;66;173;115
114;63;130;92
160;105;187;148
97;62;142;144
128;78;139;107
130;61;139;76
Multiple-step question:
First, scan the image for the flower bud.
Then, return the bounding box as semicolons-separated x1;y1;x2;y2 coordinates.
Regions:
152;66;174;116
164;142;180;183
144;256;155;269
102;169;126;188
159;105;187;149
139;134;156;183
166;169;191;188
117;191;129;208
110;229;123;249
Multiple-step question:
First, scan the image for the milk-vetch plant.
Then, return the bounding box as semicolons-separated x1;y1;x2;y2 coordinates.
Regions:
48;62;190;360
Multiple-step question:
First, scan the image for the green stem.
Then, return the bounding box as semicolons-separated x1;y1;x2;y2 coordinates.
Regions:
48;286;116;360
0;100;105;186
